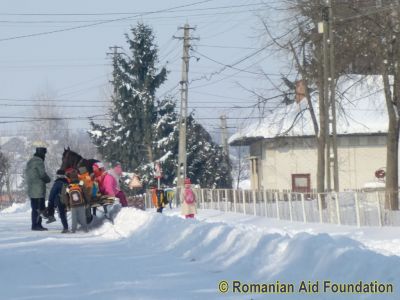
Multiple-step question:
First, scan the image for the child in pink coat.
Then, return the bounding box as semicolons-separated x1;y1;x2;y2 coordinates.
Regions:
101;162;128;207
180;178;197;218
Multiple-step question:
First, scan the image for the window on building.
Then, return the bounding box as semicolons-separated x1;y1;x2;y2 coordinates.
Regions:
291;174;311;193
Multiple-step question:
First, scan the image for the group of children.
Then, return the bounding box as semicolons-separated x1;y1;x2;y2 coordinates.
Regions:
151;178;197;219
49;167;198;233
48;162;127;233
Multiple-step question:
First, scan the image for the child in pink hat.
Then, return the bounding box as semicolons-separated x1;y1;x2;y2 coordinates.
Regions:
181;178;197;219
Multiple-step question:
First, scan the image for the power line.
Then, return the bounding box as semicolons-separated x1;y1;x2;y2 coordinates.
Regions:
0;0;215;42
0;3;263;16
190;48;281;77
196;44;260;50
0;9;260;26
0;97;265;104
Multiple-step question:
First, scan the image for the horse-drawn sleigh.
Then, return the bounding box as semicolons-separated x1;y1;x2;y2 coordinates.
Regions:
57;147;120;224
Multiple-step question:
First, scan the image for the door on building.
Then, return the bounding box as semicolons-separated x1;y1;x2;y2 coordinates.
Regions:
291;174;311;193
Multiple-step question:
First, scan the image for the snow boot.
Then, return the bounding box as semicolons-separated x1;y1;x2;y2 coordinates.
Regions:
32;226;48;231
46;215;57;224
61;229;70;234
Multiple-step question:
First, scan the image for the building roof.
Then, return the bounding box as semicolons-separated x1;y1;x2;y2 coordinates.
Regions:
229;75;388;146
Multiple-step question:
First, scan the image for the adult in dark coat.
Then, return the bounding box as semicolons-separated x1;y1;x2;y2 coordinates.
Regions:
25;147;51;231
48;169;69;233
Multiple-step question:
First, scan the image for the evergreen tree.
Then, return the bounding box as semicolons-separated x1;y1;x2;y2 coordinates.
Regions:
140;97;232;188
138;96;178;186
186;116;232;188
89;23;231;188
89;23;167;171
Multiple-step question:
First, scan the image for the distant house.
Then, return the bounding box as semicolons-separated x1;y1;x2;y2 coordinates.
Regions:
229;76;389;192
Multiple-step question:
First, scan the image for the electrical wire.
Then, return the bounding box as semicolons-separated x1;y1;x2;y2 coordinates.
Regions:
0;0;216;42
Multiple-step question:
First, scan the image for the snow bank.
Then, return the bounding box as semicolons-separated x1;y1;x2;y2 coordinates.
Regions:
1;207;399;299
91;208;399;299
0;201;30;214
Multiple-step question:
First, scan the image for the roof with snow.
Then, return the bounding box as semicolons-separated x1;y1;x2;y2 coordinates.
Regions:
229;75;388;146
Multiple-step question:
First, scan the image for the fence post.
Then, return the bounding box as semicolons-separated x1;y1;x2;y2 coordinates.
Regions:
225;189;228;212
335;192;341;225
354;192;361;227
217;189;221;211
288;192;293;222
301;193;307;223
275;192;280;220
253;190;257;216
317;193;323;223
243;190;247;215
376;191;382;227
233;189;237;213
264;190;268;217
144;192;148;209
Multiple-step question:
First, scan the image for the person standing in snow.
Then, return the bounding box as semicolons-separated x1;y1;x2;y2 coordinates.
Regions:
66;170;89;233
180;178;197;219
151;187;168;213
101;162;128;207
47;169;69;233
91;161;105;216
25;146;51;231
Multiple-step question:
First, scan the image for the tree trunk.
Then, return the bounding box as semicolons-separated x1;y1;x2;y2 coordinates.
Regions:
289;42;325;203
382;73;399;210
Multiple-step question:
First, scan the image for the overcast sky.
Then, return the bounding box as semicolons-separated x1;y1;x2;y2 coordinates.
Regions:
0;0;286;140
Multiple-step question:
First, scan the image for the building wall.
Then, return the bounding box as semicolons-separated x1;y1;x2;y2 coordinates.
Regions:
249;135;386;191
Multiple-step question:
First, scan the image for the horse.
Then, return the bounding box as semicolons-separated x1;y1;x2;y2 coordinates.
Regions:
61;147;99;174
60;148;119;224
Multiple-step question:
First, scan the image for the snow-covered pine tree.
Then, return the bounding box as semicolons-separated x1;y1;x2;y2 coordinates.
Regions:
186;116;232;188
138;96;179;186
89;23;167;171
140;96;232;188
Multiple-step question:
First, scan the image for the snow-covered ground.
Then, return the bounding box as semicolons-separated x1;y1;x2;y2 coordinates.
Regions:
1;202;399;300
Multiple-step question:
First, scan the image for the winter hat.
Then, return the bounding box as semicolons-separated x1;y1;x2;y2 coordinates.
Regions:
93;162;104;169
67;169;79;181
56;169;65;176
78;166;88;174
34;147;47;159
111;161;122;168
184;178;191;185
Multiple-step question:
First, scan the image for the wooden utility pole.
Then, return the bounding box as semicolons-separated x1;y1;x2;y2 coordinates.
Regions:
328;0;339;192
220;115;229;158
174;24;198;187
322;4;331;191
321;0;339;192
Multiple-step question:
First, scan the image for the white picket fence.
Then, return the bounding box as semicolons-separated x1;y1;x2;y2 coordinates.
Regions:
145;189;400;227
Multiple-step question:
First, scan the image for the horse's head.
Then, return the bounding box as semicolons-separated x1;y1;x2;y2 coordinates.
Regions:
61;147;82;171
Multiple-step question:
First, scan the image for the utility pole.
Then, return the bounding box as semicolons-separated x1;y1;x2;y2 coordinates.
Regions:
322;4;331;192
328;0;339;192
220;115;229;159
220;114;232;188
107;45;123;64
320;0;339;192
174;24;199;187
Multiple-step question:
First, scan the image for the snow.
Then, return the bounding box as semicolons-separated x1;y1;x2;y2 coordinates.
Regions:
87;130;103;138
363;181;385;189
0;201;30;213
238;179;251;189
158;150;172;163
0;204;399;299
229;75;388;145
